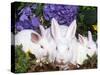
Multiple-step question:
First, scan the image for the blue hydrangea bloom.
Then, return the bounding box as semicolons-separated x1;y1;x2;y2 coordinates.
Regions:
43;4;78;26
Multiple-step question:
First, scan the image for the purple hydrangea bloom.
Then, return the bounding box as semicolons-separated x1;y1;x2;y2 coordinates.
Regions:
16;5;40;31
16;21;24;31
19;13;29;21
31;4;37;10
43;4;78;26
19;6;32;16
18;6;32;21
16;16;40;31
31;16;40;27
16;20;32;31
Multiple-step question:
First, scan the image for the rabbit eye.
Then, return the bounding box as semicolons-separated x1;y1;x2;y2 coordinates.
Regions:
40;45;44;48
88;47;91;49
56;47;58;51
68;48;70;51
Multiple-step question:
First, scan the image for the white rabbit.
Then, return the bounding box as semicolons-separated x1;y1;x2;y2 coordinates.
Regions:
15;25;53;62
46;18;77;67
45;19;69;63
76;31;97;65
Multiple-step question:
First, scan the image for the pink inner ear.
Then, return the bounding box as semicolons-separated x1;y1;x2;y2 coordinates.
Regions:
78;34;84;44
31;33;40;43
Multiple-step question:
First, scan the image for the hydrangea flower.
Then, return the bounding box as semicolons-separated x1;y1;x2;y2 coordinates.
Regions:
31;4;38;10
43;4;78;26
16;16;40;31
16;5;40;31
19;13;29;21
18;6;32;16
31;16;40;28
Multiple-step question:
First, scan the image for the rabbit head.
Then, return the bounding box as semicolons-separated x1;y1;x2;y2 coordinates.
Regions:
78;31;97;57
77;31;97;64
50;18;77;65
87;31;97;54
15;25;52;62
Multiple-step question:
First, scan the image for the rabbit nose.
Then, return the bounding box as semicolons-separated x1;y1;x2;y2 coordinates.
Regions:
60;59;64;62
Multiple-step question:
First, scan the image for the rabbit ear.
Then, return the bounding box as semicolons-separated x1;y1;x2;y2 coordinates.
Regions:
39;25;46;37
88;31;93;42
51;18;61;40
66;20;77;39
78;34;85;44
31;32;41;43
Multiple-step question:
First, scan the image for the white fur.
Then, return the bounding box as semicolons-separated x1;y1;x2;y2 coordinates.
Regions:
48;18;77;65
15;18;97;68
76;31;97;64
45;19;69;63
46;18;97;68
15;25;54;62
